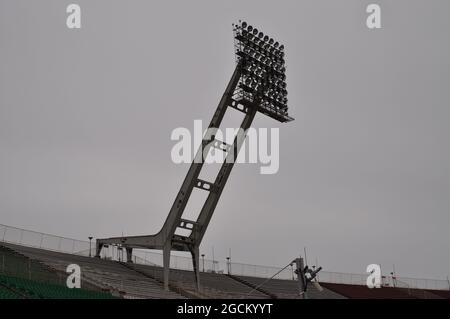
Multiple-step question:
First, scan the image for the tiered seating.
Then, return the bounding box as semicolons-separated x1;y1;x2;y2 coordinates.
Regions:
2;243;185;299
0;274;115;299
234;275;346;299
0;245;63;285
425;289;450;299
2;242;449;299
398;288;444;299
131;263;269;299
321;282;416;299
0;284;21;299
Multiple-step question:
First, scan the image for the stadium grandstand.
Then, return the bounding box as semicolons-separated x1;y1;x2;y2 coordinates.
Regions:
1;223;449;299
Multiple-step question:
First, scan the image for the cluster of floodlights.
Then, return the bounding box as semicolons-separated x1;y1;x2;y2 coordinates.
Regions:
233;21;288;114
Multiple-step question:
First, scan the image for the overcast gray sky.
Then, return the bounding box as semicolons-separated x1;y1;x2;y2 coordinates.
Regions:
1;0;449;279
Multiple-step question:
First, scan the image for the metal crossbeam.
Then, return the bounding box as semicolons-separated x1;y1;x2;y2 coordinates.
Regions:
194;179;217;192
212;140;231;153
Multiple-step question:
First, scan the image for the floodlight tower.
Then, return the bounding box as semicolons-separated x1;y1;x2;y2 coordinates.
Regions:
95;21;294;291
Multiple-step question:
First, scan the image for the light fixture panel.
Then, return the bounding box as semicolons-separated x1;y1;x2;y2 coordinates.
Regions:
233;21;294;123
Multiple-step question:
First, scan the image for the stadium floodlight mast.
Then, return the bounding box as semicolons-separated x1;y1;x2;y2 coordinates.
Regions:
95;21;294;291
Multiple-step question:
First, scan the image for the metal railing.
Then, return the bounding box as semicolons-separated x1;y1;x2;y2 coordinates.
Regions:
1;223;91;256
1;223;449;291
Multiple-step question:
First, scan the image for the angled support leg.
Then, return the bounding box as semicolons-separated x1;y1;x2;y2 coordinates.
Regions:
95;63;245;290
193;105;258;244
163;242;171;291
189;245;201;291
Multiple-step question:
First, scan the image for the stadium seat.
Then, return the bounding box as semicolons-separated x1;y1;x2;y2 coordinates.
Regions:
0;274;116;299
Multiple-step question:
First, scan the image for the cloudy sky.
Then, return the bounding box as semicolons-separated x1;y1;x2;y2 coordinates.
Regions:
1;0;449;280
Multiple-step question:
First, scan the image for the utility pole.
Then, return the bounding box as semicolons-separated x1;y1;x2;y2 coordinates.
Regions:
295;257;307;299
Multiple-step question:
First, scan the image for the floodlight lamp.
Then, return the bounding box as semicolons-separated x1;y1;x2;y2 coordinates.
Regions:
233;21;293;122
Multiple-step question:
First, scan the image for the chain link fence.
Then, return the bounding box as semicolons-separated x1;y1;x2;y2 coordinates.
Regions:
1;223;449;290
